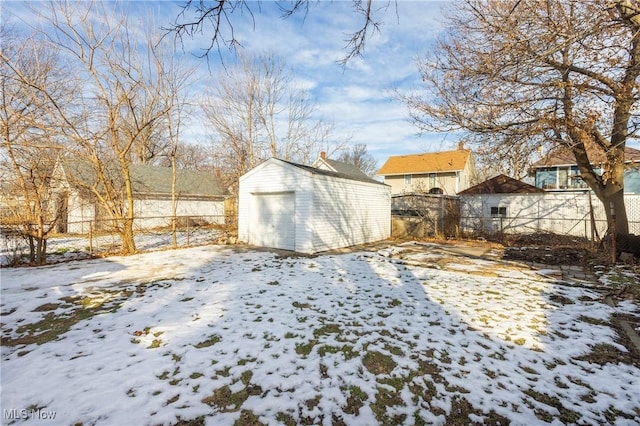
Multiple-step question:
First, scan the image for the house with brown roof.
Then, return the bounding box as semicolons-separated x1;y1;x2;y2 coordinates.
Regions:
458;174;544;196
377;143;476;195
531;146;640;193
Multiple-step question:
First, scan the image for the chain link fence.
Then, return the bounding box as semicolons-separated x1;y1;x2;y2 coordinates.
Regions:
459;193;640;258
1;214;234;266
390;192;640;258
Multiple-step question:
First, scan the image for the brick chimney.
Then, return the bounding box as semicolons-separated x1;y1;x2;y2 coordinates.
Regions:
458;141;464;150
320;151;327;159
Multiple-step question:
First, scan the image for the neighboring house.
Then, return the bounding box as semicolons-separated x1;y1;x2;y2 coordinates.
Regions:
51;160;227;233
0;183;24;225
531;146;640;193
238;157;390;254
459;174;640;236
458;174;544;233
459;174;588;236
312;151;371;179
377;143;476;195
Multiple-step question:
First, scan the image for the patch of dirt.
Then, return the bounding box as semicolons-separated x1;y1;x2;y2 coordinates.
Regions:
574;342;637;366
501;233;606;268
612;314;640;366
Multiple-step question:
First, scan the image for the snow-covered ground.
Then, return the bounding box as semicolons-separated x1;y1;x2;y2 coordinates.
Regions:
1;243;639;425
0;228;223;266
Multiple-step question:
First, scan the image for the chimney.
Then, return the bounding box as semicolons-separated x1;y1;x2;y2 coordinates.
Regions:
458;141;464;150
320;151;327;159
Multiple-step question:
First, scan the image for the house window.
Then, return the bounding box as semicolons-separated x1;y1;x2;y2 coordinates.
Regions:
429;173;436;189
567;166;588;189
490;206;507;217
536;167;557;189
624;167;640;194
558;168;569;189
404;174;412;185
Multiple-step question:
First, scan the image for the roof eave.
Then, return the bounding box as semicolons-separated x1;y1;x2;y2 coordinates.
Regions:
379;169;464;176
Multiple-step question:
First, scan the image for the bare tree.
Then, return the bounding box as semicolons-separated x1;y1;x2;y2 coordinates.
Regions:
166;0;396;64
158;141;215;171
469;136;540;182
403;0;640;236
5;1;194;255
0;26;70;265
337;143;379;176
157;56;194;249
203;53;341;192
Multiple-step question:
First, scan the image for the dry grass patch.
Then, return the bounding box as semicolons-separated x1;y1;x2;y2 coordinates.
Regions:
362;351;396;375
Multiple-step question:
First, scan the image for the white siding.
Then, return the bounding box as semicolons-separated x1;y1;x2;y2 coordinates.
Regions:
133;198;225;228
460;193;640;236
310;176;390;252
67;190;95;233
238;160;313;252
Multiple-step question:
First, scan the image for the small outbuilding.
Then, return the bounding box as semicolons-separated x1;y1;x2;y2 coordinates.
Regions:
51;160;227;233
238;158;391;254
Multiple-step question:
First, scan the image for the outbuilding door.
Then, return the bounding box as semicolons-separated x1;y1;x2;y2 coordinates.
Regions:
249;192;295;250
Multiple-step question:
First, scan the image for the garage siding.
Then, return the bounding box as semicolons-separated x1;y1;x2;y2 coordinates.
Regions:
310;176;391;252
238;161;313;251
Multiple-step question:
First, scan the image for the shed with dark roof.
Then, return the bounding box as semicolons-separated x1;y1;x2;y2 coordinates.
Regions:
458;174;544;195
238;158;390;253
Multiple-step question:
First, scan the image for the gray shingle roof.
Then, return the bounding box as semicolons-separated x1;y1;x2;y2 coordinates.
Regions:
61;160;227;197
130;164;226;197
322;158;371;179
279;159;386;186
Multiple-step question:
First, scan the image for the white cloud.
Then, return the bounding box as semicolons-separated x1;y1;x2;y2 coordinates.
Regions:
5;0;450;165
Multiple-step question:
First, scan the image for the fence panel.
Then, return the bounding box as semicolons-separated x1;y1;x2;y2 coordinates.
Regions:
391;194;460;238
1;214;229;266
459;193;640;239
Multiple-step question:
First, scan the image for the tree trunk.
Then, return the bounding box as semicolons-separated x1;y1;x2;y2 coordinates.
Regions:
35;237;47;265
35;217;47;265
120;159;137;255
27;234;35;264
599;189;629;236
171;152;177;249
120;217;136;254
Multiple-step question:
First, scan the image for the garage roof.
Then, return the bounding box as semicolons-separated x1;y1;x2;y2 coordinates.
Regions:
279;159;387;186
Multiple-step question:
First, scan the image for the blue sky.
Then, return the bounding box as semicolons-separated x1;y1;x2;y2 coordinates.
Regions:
4;0;452;167
5;1;639;169
168;0;454;165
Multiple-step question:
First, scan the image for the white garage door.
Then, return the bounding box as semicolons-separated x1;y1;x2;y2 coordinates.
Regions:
249;192;295;250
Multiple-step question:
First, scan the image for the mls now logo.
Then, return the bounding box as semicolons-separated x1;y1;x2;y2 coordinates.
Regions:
4;408;57;420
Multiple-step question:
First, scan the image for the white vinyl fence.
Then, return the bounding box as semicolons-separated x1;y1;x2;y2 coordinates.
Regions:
460;192;640;238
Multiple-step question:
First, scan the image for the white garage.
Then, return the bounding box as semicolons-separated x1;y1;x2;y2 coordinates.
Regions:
238;158;391;254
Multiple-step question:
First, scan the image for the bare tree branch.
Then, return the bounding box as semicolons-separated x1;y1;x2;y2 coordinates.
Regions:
166;0;397;65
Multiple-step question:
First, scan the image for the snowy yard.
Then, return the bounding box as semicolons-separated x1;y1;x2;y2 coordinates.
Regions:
0;228;224;266
1;242;639;425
